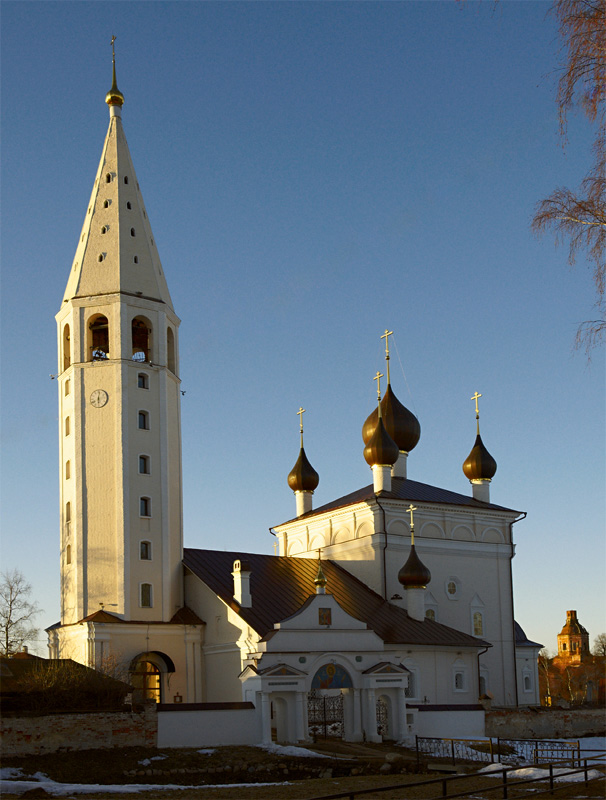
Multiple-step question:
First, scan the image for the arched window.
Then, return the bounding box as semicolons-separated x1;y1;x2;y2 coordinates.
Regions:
133;256;138;264
66;545;72;565
473;611;484;636
105;173;111;183
137;372;149;389
131;659;160;702
130;227;136;237
167;327;175;373
140;497;151;517
139;455;150;474
452;659;468;692
65;460;71;480
65;379;70;396
138;411;149;430
124;176;129;184
140;541;152;560
104;200;110;209
127;201;132;209
132;317;151;362
65;501;71;523
425;608;435;621
65;416;70;436
63;324;71;370
140;583;153;608
89;315;109;360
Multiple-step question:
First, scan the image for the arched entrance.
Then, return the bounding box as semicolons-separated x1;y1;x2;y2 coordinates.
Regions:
129;651;175;705
308;663;353;739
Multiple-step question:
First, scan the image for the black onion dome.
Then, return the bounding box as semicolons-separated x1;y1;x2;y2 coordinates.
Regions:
362;385;421;452
363;416;399;467
462;433;497;481
398;544;431;588
288;447;319;492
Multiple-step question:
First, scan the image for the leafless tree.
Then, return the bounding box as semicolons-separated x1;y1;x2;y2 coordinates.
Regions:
532;0;606;354
593;632;606;656
0;569;42;656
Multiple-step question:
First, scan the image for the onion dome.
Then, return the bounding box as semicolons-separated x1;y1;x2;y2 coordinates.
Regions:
462;433;497;481
314;561;327;590
398;544;431;589
288;446;319;492
363;415;399;467
362;384;420;453
105;42;125;108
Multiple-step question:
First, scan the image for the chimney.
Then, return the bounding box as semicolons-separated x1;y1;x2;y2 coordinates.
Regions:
232;560;252;607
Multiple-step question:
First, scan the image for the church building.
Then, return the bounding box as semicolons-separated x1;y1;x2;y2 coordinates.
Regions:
47;56;541;743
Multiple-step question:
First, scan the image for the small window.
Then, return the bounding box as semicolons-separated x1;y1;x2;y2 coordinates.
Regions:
130;228;136;237
140;496;151;517
124;176;129;184
134;256;138;264
104;200;110;208
479;675;487;695
473;611;484;636
63;323;71;370
101;226;108;234
138;373;149;389
138;411;149;430
140;583;152;608
98;254;104;262
65;416;70;436
65;501;71;523
425;608;435;621
65;379;70;396
140;541;152;560
105;173;111;183
65;460;71;480
524;674;532;692
66;544;72;565
562;643;567;651
127;202;132;209
139;455;150;474
454;672;464;690
167;327;176;373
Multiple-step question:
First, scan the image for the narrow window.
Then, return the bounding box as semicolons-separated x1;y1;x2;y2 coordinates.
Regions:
562;643;567;651
134;256;138;264
140;497;151;517
140;583;152;608
138;411;149;430
66;545;72;565
98;254;104;262
63;324;71;370
101;226;107;234
473;611;484;636
132;317;151;361
455;672;464;690
105;173;111;183
124;176;129;184
139;455;150;474
140;541;152;560
104;200;109;208
65;501;71;523
65;379;70;396
65;416;70;436
167;327;176;373
137;373;149;389
479;675;487;695
130;228;136;237
127;201;132;209
65;460;71;480
524;675;531;691
90;315;109;359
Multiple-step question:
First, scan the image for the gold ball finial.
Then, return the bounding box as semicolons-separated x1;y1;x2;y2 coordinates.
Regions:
105;35;125;108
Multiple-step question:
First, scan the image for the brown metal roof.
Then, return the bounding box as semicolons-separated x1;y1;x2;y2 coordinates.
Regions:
183;548;489;650
276;476;519;526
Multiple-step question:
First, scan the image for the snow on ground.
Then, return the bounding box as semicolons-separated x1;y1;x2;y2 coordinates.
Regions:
196;749;215;755
0;773;290;796
137;755;168;766
479;763;604;783
256;742;330;758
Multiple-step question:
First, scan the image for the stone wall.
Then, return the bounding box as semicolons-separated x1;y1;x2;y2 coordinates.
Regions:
486;707;605;739
0;706;157;756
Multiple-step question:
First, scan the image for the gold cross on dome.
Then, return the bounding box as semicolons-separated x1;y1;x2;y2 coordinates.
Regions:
297;406;305;432
374;371;384;399
111;35;117;59
407;504;417;544
381;330;394;382
471;391;482;417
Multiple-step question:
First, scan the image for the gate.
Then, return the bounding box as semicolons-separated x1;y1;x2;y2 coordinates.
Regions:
308;690;344;738
376;696;389;737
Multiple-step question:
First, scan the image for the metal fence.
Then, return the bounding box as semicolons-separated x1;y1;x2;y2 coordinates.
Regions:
416;736;581;767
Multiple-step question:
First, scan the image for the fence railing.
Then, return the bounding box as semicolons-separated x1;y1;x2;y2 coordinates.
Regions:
415;736;581;767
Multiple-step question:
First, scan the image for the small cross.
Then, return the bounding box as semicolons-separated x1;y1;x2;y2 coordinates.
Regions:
407;504;417;545
111;35;117;59
381;330;394;382
317;547;322;561
297;406;305;432
373;371;384;399
471;391;482;417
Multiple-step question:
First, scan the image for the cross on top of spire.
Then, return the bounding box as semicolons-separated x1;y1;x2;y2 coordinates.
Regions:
381;329;393;383
297;406;305;446
407;503;417;543
471;391;482;418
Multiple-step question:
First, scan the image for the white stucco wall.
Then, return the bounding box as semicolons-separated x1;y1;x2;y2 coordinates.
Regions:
157;707;262;748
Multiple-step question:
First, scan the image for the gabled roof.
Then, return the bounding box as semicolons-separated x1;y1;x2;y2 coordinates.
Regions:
514;621;543;649
183;548;489;650
276;476;519;526
47;606;204;629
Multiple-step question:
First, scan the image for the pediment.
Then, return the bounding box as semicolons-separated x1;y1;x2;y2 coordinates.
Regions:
258;663;308;677
363;661;410;675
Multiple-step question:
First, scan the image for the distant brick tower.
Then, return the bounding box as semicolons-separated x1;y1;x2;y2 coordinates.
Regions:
557;610;590;663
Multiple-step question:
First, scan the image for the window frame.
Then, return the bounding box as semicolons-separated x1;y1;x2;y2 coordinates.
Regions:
140;582;153;608
139;496;151;518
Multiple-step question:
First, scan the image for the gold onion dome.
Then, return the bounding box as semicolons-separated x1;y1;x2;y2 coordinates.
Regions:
362;384;420;453
314;561;327;589
363;416;399;468
462;433;497;481
105;59;125;107
398;545;431;589
288;447;319;493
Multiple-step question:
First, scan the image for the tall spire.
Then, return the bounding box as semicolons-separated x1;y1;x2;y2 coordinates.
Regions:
105;35;125;109
62;43;173;308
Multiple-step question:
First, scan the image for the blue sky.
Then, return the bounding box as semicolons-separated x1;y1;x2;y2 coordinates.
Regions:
1;1;604;656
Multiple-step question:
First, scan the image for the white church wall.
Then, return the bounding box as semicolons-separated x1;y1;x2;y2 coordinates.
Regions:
157;706;262;748
413;708;485;739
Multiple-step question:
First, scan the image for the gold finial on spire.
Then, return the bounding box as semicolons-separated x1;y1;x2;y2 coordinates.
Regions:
314;549;327;589
105;34;125;108
471;391;482;434
381;329;394;384
406;503;417;544
297;407;305;447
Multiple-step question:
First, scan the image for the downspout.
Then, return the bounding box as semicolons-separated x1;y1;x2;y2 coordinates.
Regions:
477;645;489;700
374;494;388;600
509;511;527;708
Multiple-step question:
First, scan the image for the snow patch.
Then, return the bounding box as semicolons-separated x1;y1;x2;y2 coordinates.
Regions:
479;763;603;783
256;742;330;758
137;755;167;766
0;777;290;796
197;749;215;755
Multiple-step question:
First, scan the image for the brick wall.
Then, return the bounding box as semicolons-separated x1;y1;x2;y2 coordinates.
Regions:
486;707;605;739
0;705;157;756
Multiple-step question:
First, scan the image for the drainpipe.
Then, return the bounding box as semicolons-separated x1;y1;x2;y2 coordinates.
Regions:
509;512;527;708
477;645;490;701
374;494;388;600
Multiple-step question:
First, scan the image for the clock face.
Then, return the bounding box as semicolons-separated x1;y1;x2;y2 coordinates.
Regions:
90;389;108;408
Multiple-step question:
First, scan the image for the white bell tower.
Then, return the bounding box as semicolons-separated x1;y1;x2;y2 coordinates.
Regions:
55;48;183;628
